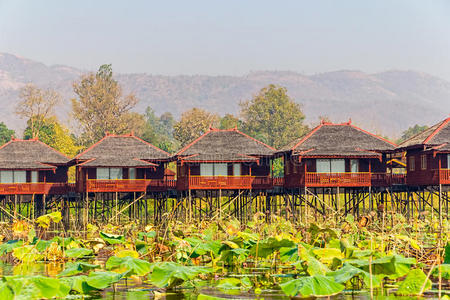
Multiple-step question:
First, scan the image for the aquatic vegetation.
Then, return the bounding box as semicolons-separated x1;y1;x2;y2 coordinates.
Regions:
0;211;446;299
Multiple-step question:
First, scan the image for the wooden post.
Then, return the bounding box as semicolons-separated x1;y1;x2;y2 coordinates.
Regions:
14;194;17;219
219;189;222;219
115;192;118;224
368;159;372;212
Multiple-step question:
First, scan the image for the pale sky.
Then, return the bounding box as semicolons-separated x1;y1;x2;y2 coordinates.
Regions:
1;0;450;79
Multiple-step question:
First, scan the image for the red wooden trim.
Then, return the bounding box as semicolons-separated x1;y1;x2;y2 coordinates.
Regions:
75;135;109;159
423;117;450;144
234;128;276;151
300;154;380;158
349;124;397;147
0;139;70;161
130;134;170;156
290;124;324;150
176;130;212;155
176;127;275;157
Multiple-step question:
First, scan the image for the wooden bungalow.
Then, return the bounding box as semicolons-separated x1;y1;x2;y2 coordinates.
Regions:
280;120;397;188
72;133;170;193
0;138;69;195
397;117;450;186
173;128;275;190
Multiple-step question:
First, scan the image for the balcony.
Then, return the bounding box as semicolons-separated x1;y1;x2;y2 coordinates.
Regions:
439;169;450;185
86;179;171;193
0;182;71;195
178;176;273;190
371;173;406;187
305;172;371;187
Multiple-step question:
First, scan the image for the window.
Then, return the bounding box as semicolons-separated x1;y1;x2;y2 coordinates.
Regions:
200;163;228;176
317;159;331;173
350;159;359;173
129;168;136;179
409;156;415;171
96;168;123;180
0;170;26;183
421;155;427;170
31;171;38;183
200;164;214;176
317;159;345;173
233;164;241;176
331;159;345;173
214;163;227;176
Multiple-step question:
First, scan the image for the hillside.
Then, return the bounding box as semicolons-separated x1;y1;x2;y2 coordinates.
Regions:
0;52;448;138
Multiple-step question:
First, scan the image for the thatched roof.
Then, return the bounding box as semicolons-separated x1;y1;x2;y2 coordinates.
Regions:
398;117;450;151
75;134;169;167
174;128;275;162
281;121;396;157
0;138;69;169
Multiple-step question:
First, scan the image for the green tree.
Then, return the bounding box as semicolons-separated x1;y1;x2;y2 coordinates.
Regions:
24;117;82;157
0;122;15;146
173;108;219;146
240;84;308;149
219;114;241;130
71;64;140;146
140;107;178;152
397;124;429;144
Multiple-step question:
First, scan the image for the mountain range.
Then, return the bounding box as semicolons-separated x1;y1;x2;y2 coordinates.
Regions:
0;52;448;138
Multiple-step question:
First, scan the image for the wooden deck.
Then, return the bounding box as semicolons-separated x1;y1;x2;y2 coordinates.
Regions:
177;176;273;190
85;179;172;192
286;172;406;188
0;183;74;195
439;169;450;185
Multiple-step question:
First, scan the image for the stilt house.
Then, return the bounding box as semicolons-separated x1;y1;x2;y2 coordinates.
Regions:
72;133;170;193
397;117;450;186
0;138;69;194
173;128;275;190
280;120;397;188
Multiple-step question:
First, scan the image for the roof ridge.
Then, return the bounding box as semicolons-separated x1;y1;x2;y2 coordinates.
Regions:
398;117;449;147
234;129;276;151
423;117;450;144
176;130;212;156
0;139;69;160
290;124;323;150
348;124;397;147
130;135;171;156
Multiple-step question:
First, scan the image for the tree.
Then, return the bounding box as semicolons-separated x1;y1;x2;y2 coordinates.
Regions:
15;84;61;138
71;64;139;146
173;108;219;146
219;114;241;130
24;117;82;157
0;122;15;146
140;107;178;152
397;124;429;144
240;84;308;149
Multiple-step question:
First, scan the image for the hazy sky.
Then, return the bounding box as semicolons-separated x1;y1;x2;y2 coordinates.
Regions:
1;0;450;79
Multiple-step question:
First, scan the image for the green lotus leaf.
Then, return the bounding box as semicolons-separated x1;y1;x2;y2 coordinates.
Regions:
396;268;431;296
280;275;344;297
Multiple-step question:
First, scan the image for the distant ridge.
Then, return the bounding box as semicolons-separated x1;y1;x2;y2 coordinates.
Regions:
0;52;448;138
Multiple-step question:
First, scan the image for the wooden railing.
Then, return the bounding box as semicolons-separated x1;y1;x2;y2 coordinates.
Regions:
0;182;71;195
273;177;284;186
86;179;172;192
305;172;371;187
440;169;450;184
182;176;273;190
371;173;406;186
